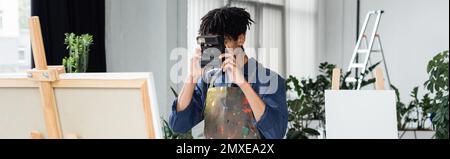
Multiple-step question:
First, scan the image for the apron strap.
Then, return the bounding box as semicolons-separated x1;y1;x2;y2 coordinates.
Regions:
208;70;223;89
208;64;257;89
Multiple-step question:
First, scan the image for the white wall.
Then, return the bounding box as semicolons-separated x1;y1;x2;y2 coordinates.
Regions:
105;0;185;120
322;0;449;100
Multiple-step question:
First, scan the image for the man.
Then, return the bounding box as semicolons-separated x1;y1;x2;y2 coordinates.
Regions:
169;7;287;139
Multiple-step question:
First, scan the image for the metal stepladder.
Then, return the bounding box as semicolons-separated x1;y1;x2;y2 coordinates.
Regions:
346;10;392;90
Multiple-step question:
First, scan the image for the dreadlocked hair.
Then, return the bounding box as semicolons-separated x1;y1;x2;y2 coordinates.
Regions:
199;7;254;41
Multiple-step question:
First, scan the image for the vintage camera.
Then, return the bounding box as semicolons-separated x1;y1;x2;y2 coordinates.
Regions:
197;35;226;68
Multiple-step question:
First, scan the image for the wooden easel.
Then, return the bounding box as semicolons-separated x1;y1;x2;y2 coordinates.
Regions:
25;17;157;139
332;67;386;90
28;17;64;139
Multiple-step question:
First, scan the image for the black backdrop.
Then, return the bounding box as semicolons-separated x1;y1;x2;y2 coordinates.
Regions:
31;0;106;72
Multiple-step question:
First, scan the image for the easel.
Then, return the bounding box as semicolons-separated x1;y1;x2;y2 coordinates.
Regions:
326;67;397;139
28;17;64;139
22;17;158;139
332;67;386;90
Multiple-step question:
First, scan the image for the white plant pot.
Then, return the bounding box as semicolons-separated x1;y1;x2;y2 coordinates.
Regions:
398;130;435;139
305;120;325;139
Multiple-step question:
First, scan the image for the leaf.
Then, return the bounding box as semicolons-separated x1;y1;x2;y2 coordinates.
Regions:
299;106;314;116
291;99;302;112
288;114;295;122
170;86;179;98
367;61;381;73
410;87;419;99
360;78;376;88
303;128;321;136
286;129;303;139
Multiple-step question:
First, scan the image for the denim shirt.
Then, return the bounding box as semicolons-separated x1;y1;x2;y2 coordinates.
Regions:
169;58;288;139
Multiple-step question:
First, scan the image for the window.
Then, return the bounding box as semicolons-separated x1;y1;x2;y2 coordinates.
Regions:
18;47;26;63
0;0;31;73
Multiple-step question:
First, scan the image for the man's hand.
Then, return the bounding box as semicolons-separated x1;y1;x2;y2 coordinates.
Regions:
177;48;203;112
221;48;266;122
220;49;247;87
187;48;203;83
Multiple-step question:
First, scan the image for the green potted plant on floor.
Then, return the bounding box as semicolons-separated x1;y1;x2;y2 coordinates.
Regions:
395;50;448;139
394;86;434;139
425;50;449;139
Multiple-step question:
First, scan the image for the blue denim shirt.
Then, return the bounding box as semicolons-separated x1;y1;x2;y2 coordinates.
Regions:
169;58;288;139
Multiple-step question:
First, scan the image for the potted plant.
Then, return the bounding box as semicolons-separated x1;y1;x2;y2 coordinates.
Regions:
394;50;448;139
286;62;380;139
62;33;94;73
425;50;449;139
394;86;435;139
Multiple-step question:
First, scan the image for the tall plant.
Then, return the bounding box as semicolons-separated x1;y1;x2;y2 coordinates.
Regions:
425;50;449;139
394;86;432;130
62;33;93;73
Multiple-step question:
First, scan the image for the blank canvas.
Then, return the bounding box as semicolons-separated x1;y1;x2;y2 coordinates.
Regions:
325;90;398;139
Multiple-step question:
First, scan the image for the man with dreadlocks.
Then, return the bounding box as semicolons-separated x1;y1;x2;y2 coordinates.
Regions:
169;7;288;139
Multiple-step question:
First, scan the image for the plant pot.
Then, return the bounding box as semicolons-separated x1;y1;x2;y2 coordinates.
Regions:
305;120;325;139
398;130;435;139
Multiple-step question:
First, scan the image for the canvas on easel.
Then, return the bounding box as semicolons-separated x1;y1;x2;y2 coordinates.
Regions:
325;68;398;139
0;75;46;139
0;17;162;139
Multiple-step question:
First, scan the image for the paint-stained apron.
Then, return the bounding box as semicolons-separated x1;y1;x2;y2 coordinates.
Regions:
203;72;261;139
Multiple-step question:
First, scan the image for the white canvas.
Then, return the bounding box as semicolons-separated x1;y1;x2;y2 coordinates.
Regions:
0;87;47;139
325;90;398;139
0;73;162;139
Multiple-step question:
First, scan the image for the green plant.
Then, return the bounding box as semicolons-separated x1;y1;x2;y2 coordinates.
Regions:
340;62;380;90
285;76;323;139
395;86;432;130
425;50;449;139
62;33;93;73
286;62;380;139
162;118;193;139
392;85;407;130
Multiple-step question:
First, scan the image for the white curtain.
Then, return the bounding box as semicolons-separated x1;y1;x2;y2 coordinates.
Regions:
260;5;285;76
286;0;320;78
231;0;286;76
187;0;225;55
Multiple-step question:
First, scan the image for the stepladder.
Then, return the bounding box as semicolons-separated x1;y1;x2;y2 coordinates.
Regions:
346;10;392;90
